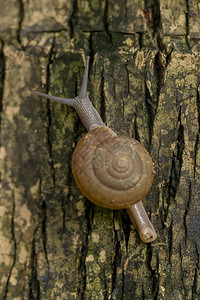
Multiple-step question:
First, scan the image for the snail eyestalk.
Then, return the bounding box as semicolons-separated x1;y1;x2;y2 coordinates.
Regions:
32;56;104;131
31;90;75;106
32;56;157;243
80;56;90;97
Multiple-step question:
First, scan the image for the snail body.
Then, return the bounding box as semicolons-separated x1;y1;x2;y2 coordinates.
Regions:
32;56;157;243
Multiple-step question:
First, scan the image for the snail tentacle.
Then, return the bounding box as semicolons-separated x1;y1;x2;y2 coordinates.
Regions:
80;56;90;97
32;56;104;131
31;90;75;106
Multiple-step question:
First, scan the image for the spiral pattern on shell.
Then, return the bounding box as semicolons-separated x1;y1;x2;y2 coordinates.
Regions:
72;127;154;209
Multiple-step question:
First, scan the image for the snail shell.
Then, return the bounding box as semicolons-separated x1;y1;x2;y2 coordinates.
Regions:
72;126;154;209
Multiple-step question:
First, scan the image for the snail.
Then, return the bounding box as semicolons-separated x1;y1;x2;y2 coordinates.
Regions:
32;56;157;243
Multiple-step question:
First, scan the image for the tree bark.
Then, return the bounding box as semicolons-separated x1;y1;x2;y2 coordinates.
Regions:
0;0;200;299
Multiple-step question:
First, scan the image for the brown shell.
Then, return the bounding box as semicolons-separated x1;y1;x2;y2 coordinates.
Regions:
72;126;154;209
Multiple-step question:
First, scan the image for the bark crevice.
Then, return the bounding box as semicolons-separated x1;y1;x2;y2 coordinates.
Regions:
194;134;199;178
46;35;56;186
77;202;93;299
100;68;106;124
185;0;191;50
17;0;24;44
0;39;5;142
69;0;78;39
192;243;199;298
144;81;154;145
146;245;159;299
103;0;112;44
111;232;121;296
28;230;41;300
41;201;49;266
183;180;192;240
164;107;185;222
3;191;17;300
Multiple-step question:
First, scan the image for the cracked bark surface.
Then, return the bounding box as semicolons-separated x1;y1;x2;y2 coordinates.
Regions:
0;0;200;299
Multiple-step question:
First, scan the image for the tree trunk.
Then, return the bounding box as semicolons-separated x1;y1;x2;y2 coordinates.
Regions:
0;1;200;299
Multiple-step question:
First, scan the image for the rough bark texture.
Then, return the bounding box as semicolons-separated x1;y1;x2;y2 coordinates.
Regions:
0;0;200;299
